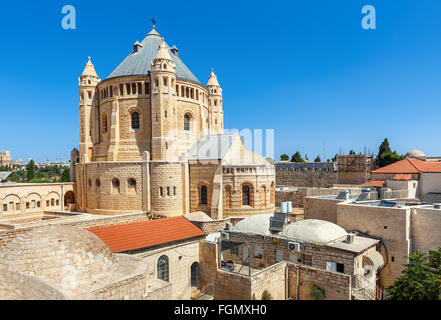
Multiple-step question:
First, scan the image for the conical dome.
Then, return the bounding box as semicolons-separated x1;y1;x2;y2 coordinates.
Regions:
207;68;220;87
154;38;173;61
106;28;200;84
81;56;98;78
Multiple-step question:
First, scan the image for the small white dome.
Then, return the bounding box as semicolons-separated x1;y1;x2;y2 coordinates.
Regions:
232;214;273;236
406;150;426;160
281;219;347;244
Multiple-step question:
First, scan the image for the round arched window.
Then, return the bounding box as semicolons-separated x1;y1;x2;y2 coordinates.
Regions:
88;178;91;187
157;255;169;282
200;185;208;205
131;111;139;129
95;178;101;187
128;178;136;187
112;179;120;188
184;114;191;131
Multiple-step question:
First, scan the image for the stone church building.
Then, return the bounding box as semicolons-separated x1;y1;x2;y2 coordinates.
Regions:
72;26;275;219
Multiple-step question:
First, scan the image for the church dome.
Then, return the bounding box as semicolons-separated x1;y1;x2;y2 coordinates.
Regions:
405;149;426;161
106;28;201;84
0;226;116;289
281;219;347;244
0;270;66;300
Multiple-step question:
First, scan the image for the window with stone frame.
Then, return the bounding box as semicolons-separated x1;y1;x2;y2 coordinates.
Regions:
131;111;140;129
184;113;191;131
200;185;208;205
254;244;263;259
3;204;7;211
157;255;169;282
242;185;251;206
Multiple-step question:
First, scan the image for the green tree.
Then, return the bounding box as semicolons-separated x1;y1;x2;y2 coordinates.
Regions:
61;167;70;182
331;154;338;162
349;150;356;155
387;249;441;300
26;160;36;181
291;151;304;163
378;138;392;158
280;154;289;161
314;155;321;162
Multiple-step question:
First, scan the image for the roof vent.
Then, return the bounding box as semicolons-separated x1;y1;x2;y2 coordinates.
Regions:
345;233;355;244
133;41;142;53
170;45;179;57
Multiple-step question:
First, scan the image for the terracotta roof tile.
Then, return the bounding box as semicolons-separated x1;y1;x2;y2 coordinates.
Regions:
372;158;441;174
87;216;206;253
361;180;385;187
392;174;413;181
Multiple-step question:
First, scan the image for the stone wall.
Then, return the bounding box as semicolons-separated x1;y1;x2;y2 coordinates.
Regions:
214;269;251;300
199;241;218;296
411;206;441;254
135;240;200;300
337;203;411;287
0;183;75;217
304;197;346;223
250;262;286;300
276;169;336;188
287;263;351;300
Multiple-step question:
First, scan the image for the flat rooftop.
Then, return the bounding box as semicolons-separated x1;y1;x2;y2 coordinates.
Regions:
327;236;379;254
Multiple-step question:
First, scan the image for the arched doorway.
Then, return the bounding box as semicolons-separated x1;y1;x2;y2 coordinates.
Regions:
191;262;199;287
64;191;75;211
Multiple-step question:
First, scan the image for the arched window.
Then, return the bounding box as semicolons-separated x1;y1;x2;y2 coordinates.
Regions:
102;113;108;133
242;185;251;206
128;178;136;187
200;185;208;205
95;178;101;187
131;111;139;129
191;262;199;287
184;114;191;131
157;255;169;282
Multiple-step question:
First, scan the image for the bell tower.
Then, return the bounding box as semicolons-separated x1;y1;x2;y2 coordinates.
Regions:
207;68;223;134
78;57;100;162
150;37;178;161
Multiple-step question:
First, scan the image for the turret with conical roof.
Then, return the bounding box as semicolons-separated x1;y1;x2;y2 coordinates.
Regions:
78;57;100;163
207;68;223;134
151;38;178;161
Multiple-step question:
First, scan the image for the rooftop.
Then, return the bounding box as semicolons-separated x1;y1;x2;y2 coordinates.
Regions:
87;216;206;253
372;158;441;174
106;28;201;84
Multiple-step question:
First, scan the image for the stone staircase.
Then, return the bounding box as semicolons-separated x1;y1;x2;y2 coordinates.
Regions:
420;193;441;204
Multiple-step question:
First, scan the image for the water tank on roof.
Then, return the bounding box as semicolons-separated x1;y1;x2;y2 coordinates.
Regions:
280;202;288;214
286;201;292;213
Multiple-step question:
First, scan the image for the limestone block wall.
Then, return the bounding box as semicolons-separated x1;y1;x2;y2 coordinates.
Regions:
189;162;220;215
199;241;218;295
222;170;275;217
287;263;351;300
214;269;251;300
411;207;441;254
135;240;200;300
276;169;337;188
0;183;75;217
304;197;346;223
250;262;286;300
337;204;411;287
337;171;370;185
223;233;357;276
78;162;143;214
150;161;185;217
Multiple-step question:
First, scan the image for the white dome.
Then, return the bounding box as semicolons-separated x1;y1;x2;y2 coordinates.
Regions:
232;214;273;236
281;219;347;244
406;149;426;160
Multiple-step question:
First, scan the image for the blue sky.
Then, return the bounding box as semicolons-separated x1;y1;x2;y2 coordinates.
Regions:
0;0;440;162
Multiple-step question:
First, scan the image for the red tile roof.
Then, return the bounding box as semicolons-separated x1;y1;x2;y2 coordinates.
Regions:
361;180;385;187
87;216;206;253
392;174;413;181
372;158;441;174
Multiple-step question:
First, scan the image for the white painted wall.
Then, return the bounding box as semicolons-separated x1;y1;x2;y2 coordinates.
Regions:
420;173;441;195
